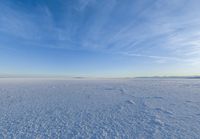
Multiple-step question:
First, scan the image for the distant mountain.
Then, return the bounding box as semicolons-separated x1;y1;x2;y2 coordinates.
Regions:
136;76;200;79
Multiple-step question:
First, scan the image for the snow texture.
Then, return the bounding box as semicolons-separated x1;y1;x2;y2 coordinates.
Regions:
0;78;200;139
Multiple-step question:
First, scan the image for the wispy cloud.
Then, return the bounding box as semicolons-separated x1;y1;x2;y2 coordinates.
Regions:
1;0;200;67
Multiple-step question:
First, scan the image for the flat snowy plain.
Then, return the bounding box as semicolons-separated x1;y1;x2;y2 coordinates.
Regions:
0;78;200;139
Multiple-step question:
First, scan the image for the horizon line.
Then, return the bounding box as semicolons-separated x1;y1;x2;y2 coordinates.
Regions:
0;74;200;79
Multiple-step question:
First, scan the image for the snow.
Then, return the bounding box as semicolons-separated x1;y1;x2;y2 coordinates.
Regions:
0;78;200;138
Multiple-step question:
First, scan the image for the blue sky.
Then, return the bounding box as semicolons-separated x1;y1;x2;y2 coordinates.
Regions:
0;0;200;77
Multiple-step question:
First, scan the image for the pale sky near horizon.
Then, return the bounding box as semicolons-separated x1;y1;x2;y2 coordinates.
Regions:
0;0;200;77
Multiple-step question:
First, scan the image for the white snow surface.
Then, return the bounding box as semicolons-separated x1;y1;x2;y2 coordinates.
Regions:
0;78;200;139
